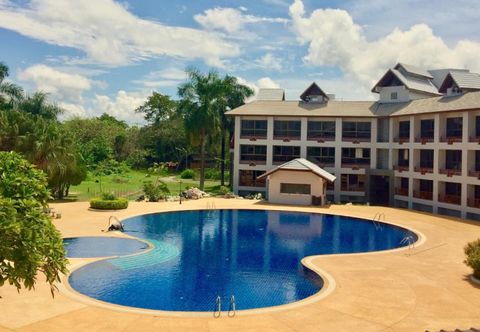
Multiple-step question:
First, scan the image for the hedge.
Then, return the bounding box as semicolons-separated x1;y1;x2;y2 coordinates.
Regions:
464;238;480;279
90;197;129;210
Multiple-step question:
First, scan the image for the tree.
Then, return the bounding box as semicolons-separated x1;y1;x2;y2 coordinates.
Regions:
135;92;177;125
0;62;24;110
216;75;253;186
0;151;68;294
18;92;63;120
178;69;223;190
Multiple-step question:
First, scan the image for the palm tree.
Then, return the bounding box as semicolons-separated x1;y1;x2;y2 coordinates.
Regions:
216;75;253;186
0;62;24;109
19;92;63;120
178;69;223;190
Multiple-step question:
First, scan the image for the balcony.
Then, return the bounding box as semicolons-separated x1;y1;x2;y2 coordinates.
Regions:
414;166;433;174
342;137;370;144
439;168;462;177
395;188;409;196
438;194;461;205
393;137;410;144
307;135;335;143
414;136;434;144
341;185;365;192
341;160;370;170
468;198;480;208
413;190;433;200
239;158;266;166
393;165;409;172
469;136;480;143
440;136;462;144
468;169;480;178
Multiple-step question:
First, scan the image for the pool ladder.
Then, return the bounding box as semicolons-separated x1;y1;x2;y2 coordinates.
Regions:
372;212;385;230
213;295;236;318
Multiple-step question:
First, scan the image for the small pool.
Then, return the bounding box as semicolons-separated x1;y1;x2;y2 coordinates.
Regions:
64;237;149;258
68;209;417;312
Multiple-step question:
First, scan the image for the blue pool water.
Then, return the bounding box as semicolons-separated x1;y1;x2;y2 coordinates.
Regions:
68;209;417;311
64;237;148;258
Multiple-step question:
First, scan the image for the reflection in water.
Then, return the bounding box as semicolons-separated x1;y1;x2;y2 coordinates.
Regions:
69;209;416;311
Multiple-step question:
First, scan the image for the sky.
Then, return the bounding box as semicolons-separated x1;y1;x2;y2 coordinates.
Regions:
1;0;480;124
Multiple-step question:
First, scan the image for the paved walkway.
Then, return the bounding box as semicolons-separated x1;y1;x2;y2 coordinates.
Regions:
1;199;479;331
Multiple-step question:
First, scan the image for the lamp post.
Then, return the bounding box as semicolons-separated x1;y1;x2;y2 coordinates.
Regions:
179;180;182;205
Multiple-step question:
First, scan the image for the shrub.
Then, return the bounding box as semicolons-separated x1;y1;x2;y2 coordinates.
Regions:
180;169;195;179
464;239;480;279
219;186;230;195
143;180;170;202
90;197;128;210
101;192;116;200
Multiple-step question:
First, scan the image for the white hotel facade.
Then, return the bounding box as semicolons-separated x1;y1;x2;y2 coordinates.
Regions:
226;63;480;220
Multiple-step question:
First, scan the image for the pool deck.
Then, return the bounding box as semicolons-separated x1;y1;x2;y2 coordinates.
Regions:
1;198;480;331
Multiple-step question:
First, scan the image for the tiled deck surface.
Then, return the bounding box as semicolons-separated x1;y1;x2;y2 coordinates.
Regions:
1;199;479;331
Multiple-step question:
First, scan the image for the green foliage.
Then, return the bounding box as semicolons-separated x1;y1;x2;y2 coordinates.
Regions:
219;186;230;195
0;151;68;294
180;168;195;179
135;92;177;125
90;197;128;210
142;180;170;202
101;192;116;200
17;92;63;120
0;62;24;110
464;238;480;279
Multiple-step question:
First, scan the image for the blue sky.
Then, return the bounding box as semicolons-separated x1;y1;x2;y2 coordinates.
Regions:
1;0;480;124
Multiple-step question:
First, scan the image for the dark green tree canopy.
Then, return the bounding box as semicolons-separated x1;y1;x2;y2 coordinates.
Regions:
135;92;177;125
0;151;68;294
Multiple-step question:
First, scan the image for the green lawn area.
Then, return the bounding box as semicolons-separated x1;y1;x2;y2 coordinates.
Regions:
65;169;222;201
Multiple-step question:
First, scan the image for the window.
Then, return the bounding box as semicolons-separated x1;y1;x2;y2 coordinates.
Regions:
239;170;266;187
399;121;410;139
476;116;480;138
340;174;365;191
420;150;434;169
307;121;335;140
342;121;371;140
342;148;370;165
398;149;409;166
280;183;311;195
476;151;480;171
446;117;462;138
306;147;335;166
475;185;480;199
445;182;461;196
445;150;462;170
400;177;409;190
420;119;434;139
391;92;398;100
273;146;300;164
273;120;301;140
240;145;267;164
240;120;267;139
419;179;433;192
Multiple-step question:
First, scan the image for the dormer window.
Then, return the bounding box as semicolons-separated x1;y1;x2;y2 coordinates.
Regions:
300;82;330;103
391;92;398;100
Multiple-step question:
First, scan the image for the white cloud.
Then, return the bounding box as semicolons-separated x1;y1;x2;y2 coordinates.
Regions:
94;91;147;124
132;68;187;89
255;53;283;71
0;0;239;67
18;64;92;102
236;76;281;102
194;7;287;34
257;77;281;89
289;0;480;88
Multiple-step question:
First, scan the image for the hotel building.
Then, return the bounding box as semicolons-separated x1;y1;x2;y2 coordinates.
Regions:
226;63;480;220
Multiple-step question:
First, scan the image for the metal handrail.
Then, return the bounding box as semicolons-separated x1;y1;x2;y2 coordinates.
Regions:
214;296;222;318
372;213;385;230
228;295;236;317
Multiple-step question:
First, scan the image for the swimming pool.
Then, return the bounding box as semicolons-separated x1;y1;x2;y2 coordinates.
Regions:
63;237;149;258
68;209;417;312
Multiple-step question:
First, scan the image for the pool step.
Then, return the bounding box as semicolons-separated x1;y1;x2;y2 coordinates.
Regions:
109;240;179;270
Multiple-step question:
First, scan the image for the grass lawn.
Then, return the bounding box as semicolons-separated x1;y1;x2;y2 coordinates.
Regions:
64;169;222;201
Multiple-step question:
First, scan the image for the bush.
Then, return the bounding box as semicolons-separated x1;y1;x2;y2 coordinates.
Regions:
219;186;230;195
101;192;116;200
143;180;170;202
90;197;128;210
464;239;480;279
180;169;195;179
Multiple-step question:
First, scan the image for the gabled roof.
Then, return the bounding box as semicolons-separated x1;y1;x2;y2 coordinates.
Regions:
257;158;336;182
371;68;441;96
395;63;433;79
300;82;329;101
257;88;285;101
438;71;480;93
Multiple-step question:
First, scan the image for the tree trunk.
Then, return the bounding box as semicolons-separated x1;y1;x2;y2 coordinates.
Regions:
220;118;226;186
199;134;206;191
